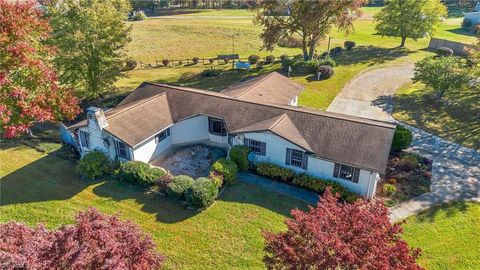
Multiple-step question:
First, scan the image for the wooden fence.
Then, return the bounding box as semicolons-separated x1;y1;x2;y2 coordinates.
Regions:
138;55;297;69
428;38;476;56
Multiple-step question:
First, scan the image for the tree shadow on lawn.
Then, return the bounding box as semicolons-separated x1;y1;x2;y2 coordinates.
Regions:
411;201;473;223
446;28;477;38
332;46;414;67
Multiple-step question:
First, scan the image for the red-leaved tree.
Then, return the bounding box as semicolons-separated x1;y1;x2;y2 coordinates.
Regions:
263;189;423;270
0;208;164;270
0;0;80;138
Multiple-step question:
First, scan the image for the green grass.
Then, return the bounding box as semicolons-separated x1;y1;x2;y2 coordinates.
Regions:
393;82;480;149
117;7;476;110
0;142;308;269
403;202;480;270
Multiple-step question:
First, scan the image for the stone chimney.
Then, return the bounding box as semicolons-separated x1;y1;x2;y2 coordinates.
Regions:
86;107;108;130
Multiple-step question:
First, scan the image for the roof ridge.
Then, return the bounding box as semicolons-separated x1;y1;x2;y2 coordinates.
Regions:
271;114;313;151
106;92;166;120
236;72;275;98
269;113;287;130
144;82;396;129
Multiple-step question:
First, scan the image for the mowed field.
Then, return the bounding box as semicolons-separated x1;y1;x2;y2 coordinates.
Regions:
117;7;476;110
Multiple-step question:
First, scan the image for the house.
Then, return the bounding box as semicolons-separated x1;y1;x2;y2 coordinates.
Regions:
67;72;396;199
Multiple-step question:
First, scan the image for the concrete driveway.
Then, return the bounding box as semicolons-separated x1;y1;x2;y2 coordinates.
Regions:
327;64;414;122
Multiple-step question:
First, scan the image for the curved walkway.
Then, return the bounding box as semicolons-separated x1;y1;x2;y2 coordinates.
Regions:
326;63;480;222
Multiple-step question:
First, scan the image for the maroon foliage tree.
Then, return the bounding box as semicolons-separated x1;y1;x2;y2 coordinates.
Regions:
263;189;423;270
0;0;80;138
0;208;164;270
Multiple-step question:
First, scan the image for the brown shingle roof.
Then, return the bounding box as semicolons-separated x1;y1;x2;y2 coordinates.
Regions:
69;74;395;173
221;72;304;105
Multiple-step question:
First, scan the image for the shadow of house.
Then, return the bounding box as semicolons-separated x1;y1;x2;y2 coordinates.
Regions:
0;151;91;206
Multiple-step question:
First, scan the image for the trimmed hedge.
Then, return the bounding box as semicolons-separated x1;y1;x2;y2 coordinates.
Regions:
229;145;250;172
166;175;195;200
248;55;260;64
265;55;275;63
255;162;359;203
117;161;166;186
344;41;356;50
391;125;413;152
210;158;238;185
255;162;295;182
76;150;111;180
186;177;219;208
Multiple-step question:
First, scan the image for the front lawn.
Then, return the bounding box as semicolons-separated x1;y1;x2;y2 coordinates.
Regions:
403;202;480;270
0;142;308;269
393;82;480;149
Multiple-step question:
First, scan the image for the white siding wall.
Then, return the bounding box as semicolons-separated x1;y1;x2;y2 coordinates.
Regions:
132;130;173;163
171;115;209;144
238;132;378;198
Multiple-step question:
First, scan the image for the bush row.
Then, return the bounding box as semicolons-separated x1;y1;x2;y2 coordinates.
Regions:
281;57;336;76
255;162;359;203
76;151;166;186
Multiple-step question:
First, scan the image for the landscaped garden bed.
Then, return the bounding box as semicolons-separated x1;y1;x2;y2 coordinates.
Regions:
377;152;433;207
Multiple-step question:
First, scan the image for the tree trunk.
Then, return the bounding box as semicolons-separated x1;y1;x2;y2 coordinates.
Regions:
400;36;407;47
301;39;308;61
307;41;316;60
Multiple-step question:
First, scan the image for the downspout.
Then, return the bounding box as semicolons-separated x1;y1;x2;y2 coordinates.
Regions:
366;172;373;199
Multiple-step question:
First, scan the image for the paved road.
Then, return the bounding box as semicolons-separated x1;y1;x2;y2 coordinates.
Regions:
327;64;414;122
148;15;252;19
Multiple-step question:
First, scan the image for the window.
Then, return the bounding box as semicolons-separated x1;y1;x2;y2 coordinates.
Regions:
114;140;130;160
245;138;266;155
285;148;308;169
155;128;170;144
79;130;90;149
208;117;227;136
333;163;360;183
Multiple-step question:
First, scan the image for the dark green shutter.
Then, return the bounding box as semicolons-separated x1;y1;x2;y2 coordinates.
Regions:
301;153;308;170
260;142;266;155
333;163;340;178
285;148;292;165
353;168;360;183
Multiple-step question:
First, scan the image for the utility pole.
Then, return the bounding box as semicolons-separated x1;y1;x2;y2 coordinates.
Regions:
326;36;332;59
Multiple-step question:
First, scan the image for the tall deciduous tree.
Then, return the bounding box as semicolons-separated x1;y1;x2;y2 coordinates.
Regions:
413;56;471;99
0;0;80;138
47;0;131;101
252;0;367;60
374;0;447;47
263;188;423;270
0;208;164;269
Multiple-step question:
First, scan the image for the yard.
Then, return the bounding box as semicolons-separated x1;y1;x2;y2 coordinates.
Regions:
1;142;479;269
115;7;477;111
393;82;480;150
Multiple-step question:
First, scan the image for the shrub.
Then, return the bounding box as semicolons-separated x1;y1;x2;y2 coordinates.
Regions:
399;154;420;171
200;68;221;77
436;47;453;57
125;59;137;70
255;162;295;183
265;55;275;63
157;174;172;189
462;18;472;29
209;171;224;187
166;175;195;199
316;65;334;80
117;161;166;186
192;57;199;64
210;158;238;185
229;145;250;171
209;58;215;64
162;59;170;66
278;36;303;48
0;208;164;269
132;10;147;21
76;150;111;180
186;177;219;208
248;54;260;64
56;144;80;162
387;178;397;184
318;58;336;67
391;125;413;152
344;41;356;50
330;46;342;54
383;183;397;196
280;54;288;61
292;173;357;202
